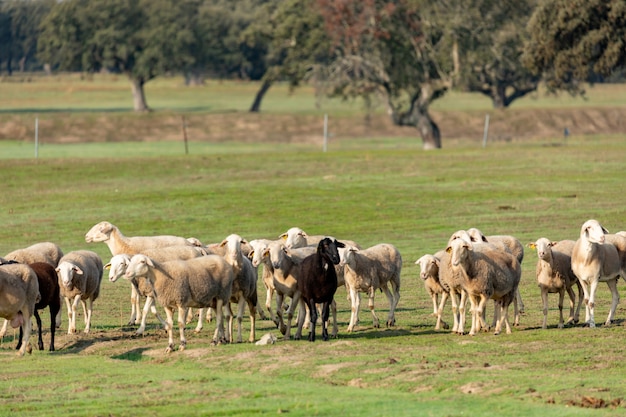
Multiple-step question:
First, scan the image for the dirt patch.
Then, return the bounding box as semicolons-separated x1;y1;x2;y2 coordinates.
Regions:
1;107;625;145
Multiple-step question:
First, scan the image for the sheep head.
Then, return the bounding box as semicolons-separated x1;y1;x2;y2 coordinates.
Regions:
317;237;344;266
415;254;439;281
85;221;115;243
56;261;84;289
580;219;608;244
105;254;132;282
124;254;155;280
447;238;470;268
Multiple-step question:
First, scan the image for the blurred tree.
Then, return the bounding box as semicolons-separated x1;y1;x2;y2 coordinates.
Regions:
37;0;199;111
0;0;54;74
523;0;626;94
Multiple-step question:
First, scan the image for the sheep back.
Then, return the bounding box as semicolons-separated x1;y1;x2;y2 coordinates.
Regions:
344;244;402;290
0;263;40;322
4;242;64;267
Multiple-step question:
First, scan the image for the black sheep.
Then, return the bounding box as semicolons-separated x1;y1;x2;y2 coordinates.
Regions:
297;237;345;342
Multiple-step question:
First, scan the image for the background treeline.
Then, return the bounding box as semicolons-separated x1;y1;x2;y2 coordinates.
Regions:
1;0;624;149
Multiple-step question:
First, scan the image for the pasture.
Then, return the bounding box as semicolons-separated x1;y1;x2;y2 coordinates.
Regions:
1;76;626;416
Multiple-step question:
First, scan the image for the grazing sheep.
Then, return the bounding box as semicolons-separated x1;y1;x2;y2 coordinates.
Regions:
56;250;104;334
124;254;234;353
415;250;449;330
342;243;402;332
571;220;622;328
216;234;259;343
0;263;40;355
296;237;345;341
447;239;521;336
528;238;582;329
85;221;195;255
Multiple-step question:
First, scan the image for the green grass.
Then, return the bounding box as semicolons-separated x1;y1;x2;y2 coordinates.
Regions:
1;134;626;416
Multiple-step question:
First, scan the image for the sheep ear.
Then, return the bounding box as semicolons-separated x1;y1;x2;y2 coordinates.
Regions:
481;235;488;242
248;250;255;259
279;233;287;240
145;257;155;267
602;226;610;234
527;243;536;250
551;241;559;247
262;248;270;257
73;266;84;275
104;262;111;270
446;246;452;253
336;241;345;248
299;231;308;237
219;239;228;247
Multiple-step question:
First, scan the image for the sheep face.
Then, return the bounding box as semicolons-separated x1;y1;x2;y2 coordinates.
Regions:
267;243;288;270
56;262;84;289
124;254;154;280
447;239;470;268
531;238;555;262
220;234;245;257
415;255;438;281
248;240;270;268
318;238;344;266
467;228;488;243
581;220;608;244
105;254;131;282
280;227;307;249
85;221;114;243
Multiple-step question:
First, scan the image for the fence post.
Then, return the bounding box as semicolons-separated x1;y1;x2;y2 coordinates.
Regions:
323;113;328;152
35;116;39;158
181;115;189;155
482;114;490;148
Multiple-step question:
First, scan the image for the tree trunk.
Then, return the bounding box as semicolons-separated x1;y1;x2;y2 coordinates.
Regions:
389;84;445;149
249;80;272;113
129;76;150;112
492;85;507;109
184;70;205;86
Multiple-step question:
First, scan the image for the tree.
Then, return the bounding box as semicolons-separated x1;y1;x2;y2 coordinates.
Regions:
451;0;540;108
523;0;626;94
37;0;199;112
0;0;54;74
241;0;332;112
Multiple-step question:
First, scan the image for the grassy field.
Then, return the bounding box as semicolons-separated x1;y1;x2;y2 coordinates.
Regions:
1;75;626;416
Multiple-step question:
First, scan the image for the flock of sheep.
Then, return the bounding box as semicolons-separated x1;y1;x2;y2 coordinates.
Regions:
1;219;625;356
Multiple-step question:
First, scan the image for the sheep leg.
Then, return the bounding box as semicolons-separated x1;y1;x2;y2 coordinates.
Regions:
586;279;599;328
381;284;396;327
368;287;380;328
448;290;460;333
467;295;479;336
285;292;301;341
515;288;525;314
605;278;620;326
0;319;8;338
541;288;549;329
275;293;287;335
330;299;338;338
34;309;44;351
431;292;439;316
128;284;139;325
68;295;81;334
347;286;360;332
295;301;307;340
435;292;449;330
320;301;331;342
48;303;59;352
225;300;234;344
573;281;583;324
247;298;257;343
477;295;490;333
55;296;63;328
136;296;163;335
578;279;591;325
17;314;32;356
308;299;318;342
236;296;245;343
163;306;175;353
458;290;468;335
194;308;204;333
565;285;576;325
557;289;565;329
177;306;187;351
494;300;512;335
265;287;274;322
83;298;93;334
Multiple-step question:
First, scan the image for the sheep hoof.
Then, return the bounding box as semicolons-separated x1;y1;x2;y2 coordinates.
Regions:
442;322;450;330
178;342;186;352
38;342;44;351
165;345;174;354
26;344;32;354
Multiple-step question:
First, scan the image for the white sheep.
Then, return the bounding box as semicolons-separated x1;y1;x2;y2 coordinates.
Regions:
124;254;234;353
280;227;360;250
415;250;449;330
85;221;195;254
447;239;521;336
571;220;622;328
248;238;278;322
56;250;104;334
0;263;40;355
436;247;468;334
528;238;582;329
1;241;64;338
341;244;402;332
215;234;259;343
106;245;207;333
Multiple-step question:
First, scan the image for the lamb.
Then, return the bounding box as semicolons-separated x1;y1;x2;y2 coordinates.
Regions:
124;254;234;352
55;250;104;334
25;262;61;351
571;219;622;328
248;238;278;322
528;238;582;329
447;238;521;336
0;262;40;355
296;237;345;341
415;250;449;330
106;245;208;333
216;234;259;343
342;243;402;332
85;221;195;255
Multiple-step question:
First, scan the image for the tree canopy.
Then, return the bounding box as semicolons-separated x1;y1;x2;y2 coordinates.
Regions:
523;0;626;94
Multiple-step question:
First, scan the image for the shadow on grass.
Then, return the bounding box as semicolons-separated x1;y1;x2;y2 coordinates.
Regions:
111;347;151;361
